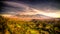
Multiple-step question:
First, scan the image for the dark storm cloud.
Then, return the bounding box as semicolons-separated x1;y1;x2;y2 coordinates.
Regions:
0;0;60;14
31;2;60;12
4;0;60;10
1;1;37;15
20;0;60;10
0;0;60;18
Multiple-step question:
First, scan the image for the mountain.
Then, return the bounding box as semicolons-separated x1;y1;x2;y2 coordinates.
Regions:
1;14;60;21
15;14;54;19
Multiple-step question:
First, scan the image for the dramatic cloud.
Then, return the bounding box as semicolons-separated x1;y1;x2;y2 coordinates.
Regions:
1;1;60;18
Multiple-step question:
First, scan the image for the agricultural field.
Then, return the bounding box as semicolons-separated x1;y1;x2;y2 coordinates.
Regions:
0;15;60;34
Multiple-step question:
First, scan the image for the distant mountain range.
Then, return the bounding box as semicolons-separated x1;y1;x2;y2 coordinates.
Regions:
1;14;60;20
15;14;53;18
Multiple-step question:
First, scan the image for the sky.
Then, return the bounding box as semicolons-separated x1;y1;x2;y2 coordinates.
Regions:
0;0;60;18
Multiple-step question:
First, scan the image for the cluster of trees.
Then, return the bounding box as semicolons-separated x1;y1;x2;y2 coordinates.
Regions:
0;15;60;34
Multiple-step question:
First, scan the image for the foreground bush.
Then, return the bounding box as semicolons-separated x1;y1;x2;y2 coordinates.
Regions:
0;16;60;34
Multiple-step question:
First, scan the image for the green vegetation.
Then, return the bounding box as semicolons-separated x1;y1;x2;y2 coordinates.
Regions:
0;15;60;34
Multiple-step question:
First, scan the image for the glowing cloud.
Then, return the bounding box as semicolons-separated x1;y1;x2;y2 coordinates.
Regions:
1;1;60;18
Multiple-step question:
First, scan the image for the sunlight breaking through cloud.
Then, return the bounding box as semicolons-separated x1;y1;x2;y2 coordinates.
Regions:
1;1;60;18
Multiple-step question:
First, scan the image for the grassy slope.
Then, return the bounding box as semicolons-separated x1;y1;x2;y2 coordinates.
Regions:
0;15;60;34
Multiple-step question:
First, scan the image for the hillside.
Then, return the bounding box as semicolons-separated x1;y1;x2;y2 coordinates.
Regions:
0;15;60;34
